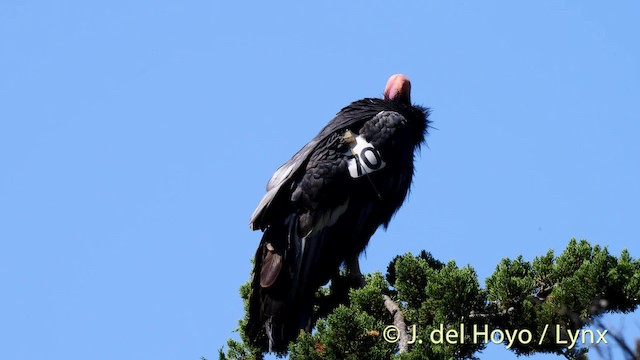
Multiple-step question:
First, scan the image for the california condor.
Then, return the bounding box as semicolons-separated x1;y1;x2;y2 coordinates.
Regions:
246;74;430;352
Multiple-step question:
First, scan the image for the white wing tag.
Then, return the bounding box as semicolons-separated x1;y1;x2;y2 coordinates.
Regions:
344;135;386;178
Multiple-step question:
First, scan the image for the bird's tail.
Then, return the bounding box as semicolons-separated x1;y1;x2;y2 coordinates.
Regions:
245;215;314;353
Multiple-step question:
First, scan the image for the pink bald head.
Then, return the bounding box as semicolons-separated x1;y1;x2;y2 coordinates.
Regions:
384;74;411;104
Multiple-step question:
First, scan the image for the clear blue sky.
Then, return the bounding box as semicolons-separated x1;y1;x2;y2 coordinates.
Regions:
1;1;638;359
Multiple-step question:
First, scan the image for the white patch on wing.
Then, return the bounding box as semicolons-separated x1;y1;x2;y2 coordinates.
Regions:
344;135;386;178
312;198;350;235
267;162;296;191
249;185;278;229
266;139;319;191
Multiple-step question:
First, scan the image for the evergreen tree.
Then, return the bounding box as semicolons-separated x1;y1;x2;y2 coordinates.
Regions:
220;239;640;359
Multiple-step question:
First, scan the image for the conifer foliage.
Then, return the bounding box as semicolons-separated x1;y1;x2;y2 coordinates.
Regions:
220;239;640;359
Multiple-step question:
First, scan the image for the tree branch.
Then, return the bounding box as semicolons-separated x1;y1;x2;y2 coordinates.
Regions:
382;295;409;353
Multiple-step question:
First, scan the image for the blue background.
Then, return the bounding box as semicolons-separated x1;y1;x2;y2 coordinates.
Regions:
1;1;638;359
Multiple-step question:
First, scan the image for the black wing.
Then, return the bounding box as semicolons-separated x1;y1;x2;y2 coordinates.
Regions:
249;98;390;230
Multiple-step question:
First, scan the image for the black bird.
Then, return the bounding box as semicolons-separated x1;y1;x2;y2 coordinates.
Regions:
246;74;430;352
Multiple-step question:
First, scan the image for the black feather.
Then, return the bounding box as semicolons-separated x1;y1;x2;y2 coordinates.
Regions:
246;89;430;352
